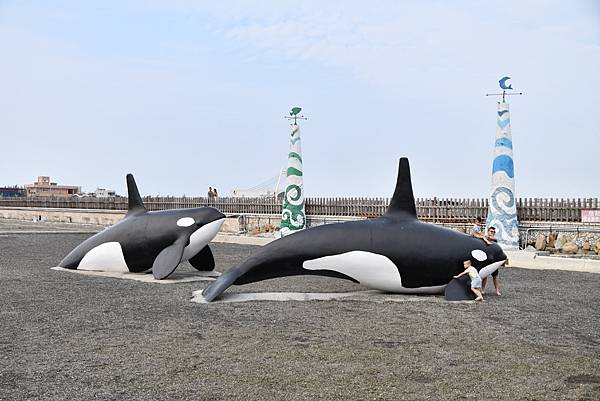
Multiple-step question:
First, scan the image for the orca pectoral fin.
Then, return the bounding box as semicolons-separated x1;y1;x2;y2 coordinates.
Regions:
188;245;215;272
444;276;476;301
152;240;186;280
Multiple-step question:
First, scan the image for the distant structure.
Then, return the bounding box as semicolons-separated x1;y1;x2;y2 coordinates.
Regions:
0;186;25;197
280;107;307;236
231;169;285;198
93;187;116;198
25;176;81;197
485;77;522;249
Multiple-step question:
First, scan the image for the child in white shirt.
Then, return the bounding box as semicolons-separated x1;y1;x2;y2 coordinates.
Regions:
454;260;484;301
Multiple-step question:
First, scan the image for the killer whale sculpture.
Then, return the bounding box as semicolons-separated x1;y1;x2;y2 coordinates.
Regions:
59;174;225;279
201;158;507;302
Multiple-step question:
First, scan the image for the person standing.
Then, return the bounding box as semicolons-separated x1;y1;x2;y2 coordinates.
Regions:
469;217;491;245
208;187;214;200
482;226;502;296
213;188;218;199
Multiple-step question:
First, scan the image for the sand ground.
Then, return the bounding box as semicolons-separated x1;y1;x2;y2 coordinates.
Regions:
0;220;598;400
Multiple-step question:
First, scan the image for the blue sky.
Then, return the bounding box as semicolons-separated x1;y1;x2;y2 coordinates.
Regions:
1;1;599;197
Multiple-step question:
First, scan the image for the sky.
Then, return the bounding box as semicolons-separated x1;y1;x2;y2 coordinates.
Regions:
1;1;599;198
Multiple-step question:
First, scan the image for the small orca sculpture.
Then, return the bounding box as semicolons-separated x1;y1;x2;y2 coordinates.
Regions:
59;174;225;279
202;158;507;302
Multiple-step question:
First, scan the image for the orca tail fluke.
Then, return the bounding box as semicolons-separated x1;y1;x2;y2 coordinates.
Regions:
126;174;147;216
385;157;417;219
202;267;242;302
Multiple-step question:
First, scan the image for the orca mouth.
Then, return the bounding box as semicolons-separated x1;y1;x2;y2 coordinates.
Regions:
193;218;225;240
196;210;226;227
196;216;225;233
478;259;506;279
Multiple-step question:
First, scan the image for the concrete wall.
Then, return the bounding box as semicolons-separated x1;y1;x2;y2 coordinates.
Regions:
0;207;365;235
0;207;244;233
506;250;600;273
0;207;358;231
0;207;125;226
238;214;367;235
2;207;599;245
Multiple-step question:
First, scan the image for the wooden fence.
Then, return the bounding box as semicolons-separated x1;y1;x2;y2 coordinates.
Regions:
1;196;598;223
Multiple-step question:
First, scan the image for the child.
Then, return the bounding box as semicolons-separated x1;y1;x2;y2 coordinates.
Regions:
454;260;484;301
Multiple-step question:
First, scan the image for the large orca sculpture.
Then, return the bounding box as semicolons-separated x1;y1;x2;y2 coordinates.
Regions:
202;158;507;302
59;174;225;279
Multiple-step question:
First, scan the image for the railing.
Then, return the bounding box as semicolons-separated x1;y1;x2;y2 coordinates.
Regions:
0;196;598;223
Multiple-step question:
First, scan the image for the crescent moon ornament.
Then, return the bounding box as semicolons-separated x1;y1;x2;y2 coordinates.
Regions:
499;76;513;90
486;77;523;102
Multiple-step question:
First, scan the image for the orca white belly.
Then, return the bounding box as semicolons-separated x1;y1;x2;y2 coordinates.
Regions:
302;251;446;294
78;242;129;272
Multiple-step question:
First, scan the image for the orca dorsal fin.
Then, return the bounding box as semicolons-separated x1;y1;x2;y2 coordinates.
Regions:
385;158;417;220
126;174;147;217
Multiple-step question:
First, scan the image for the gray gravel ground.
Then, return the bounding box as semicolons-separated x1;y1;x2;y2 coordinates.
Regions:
1;222;599;400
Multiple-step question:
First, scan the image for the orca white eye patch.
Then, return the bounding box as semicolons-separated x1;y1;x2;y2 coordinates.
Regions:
471;249;487;261
177;217;195;227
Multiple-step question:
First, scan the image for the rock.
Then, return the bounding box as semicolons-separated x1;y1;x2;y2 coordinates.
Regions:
561;242;579;255
546;247;557;254
583;241;591;253
525;245;537;252
534;234;547;251
546;233;557;248
555;233;567;250
595;242;600;255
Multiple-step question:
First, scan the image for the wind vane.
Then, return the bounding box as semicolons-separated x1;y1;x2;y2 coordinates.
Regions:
284;107;307;125
485;76;523;102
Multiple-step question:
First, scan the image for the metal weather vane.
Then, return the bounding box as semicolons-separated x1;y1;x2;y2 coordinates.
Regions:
485;76;523;102
284;107;307;125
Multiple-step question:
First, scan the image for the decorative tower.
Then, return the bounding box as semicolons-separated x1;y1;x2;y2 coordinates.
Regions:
485;77;522;249
280;107;307;236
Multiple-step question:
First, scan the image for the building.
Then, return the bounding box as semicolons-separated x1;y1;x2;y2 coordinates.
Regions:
93;187;116;198
0;186;26;197
25;176;81;197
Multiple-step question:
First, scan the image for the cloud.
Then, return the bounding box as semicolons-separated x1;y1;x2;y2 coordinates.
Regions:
1;1;598;197
157;0;593;109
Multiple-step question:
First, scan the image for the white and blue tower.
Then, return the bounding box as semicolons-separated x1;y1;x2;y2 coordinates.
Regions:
486;77;522;249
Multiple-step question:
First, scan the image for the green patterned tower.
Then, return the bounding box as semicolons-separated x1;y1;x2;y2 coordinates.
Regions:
280;108;306;236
